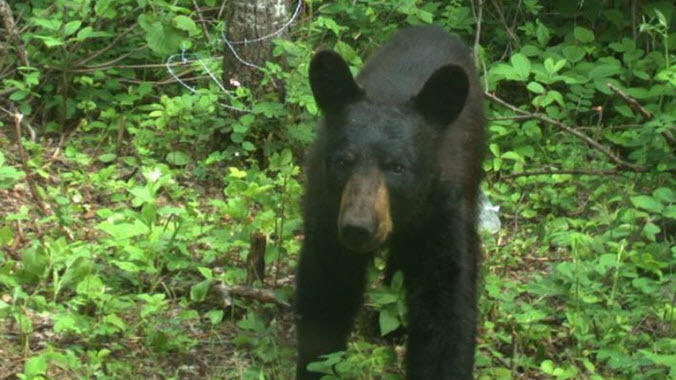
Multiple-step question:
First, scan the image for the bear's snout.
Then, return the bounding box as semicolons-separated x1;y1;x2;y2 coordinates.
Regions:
337;168;392;253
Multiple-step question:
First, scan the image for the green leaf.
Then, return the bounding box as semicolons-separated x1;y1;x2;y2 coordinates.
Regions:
561;45;585;62
64;20;82;36
166;151;190;166
588;64;621;79
642;222;660;241
663;205;676;219
0;226;13;246
172;15;200;36
197;266;213;279
190;279;211;302
33;35;64;47
501;151;524;162
652;187;674;203
574;26;594;43
103;314;128;330
205;309;224;325
76;275;104;297
32;18;61;31
97;220;150;239
630;195;663;213
527;81;545;94
510;53;531;81
24;355;47;377
95;0;117;18
379;306;400;336
98;153;117;163
76;26;112;41
536;21;550;45
140;18;186;55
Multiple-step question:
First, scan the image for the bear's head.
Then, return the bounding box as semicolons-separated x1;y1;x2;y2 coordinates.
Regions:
309;50;470;253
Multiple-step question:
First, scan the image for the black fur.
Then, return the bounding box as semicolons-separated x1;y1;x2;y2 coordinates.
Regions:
296;26;484;379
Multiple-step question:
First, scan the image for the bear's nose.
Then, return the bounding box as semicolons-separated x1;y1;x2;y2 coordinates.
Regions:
339;222;374;251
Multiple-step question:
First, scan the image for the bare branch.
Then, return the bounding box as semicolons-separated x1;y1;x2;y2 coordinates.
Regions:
13;112;48;215
502;168;622;179
191;0;211;41
606;83;653;121
471;0;484;60
484;91;645;172
213;282;290;309
0;0;28;66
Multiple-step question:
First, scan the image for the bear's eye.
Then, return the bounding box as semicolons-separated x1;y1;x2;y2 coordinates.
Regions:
333;155;354;169
386;162;406;174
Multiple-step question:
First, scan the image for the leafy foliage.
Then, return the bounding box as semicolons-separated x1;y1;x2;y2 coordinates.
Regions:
0;0;674;379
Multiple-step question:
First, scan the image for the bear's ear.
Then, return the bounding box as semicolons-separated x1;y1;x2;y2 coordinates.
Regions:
309;50;363;114
414;64;470;128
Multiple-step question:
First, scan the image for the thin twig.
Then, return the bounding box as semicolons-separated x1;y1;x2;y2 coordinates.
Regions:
606;83;653;121
502;168;621;179
0;0;28;66
191;0;211;41
606;83;675;149
74;23;138;66
213;282;290;309
487;114;534;121
472;0;484;60
118;74;209;86
13;112;48;215
484;91;645;171
490;0;520;47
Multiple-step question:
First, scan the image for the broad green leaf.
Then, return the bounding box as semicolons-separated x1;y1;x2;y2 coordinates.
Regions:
24;355;47;377
536;21;550;45
173;15;200;36
588;64;621;79
630;195;663;213
166;151;189;166
103;314;127;330
574;26;594;43
562;46;585;63
98;153;117;163
663;205;676;219
76;26;112;41
32;18;61;31
527;81;545;94
205;309;224;325
501;151;524;162
197;266;213;279
0;226;13;246
652;187;674;203
76;274;104;296
190;279;211;302
510;53;531;81
96;220;150;239
642;222;660;241
141;19;186;55
379;307;400;336
64;20;82;36
95;0;117;18
33;35;64;47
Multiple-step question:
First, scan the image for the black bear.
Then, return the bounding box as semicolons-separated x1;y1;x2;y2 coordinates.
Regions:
295;26;484;379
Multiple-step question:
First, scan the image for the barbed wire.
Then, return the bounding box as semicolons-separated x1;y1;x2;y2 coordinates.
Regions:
165;0;303;112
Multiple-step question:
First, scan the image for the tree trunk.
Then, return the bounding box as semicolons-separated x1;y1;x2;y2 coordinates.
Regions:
222;0;288;89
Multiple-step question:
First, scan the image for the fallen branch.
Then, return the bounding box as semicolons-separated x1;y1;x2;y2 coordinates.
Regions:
0;0;28;66
606;82;675;149
213;281;290;309
606;83;652;121
502;168;621;179
13;112;48;215
484;92;645;172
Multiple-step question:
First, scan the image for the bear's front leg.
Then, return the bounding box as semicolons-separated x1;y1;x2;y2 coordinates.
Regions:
295;239;370;380
401;229;479;379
